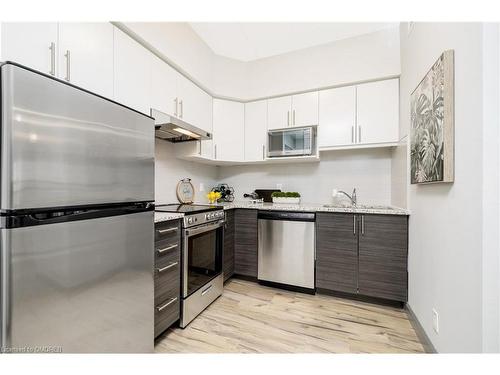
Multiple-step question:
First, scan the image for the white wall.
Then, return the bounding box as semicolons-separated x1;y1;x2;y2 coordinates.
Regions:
120;22;400;102
401;22;488;353
217;149;392;205
245;27;401;100
481;23;500;353
155;139;218;205
122;22;215;91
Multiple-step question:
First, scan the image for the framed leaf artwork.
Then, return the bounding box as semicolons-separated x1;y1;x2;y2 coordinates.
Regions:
410;50;455;184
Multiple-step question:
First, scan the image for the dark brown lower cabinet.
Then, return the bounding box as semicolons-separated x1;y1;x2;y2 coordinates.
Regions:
316;213;358;293
358;214;408;301
154;219;181;338
316;212;408;302
234;209;258;278
223;210;235;282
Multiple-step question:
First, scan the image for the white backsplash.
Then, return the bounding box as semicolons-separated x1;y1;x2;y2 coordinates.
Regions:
217;148;393;205
155;139;218;205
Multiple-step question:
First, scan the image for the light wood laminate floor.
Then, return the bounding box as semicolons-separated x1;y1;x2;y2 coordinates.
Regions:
155;279;424;353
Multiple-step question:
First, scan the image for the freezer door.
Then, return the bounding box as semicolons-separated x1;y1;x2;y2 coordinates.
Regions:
0;63;154;211
0;211;154;353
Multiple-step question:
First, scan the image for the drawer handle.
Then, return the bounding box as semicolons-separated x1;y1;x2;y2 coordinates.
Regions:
157;262;178;273
201;285;213;296
157;227;177;234
156;297;177;312
157;244;178;254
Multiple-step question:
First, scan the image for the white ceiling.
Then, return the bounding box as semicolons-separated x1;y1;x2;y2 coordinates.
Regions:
189;22;398;62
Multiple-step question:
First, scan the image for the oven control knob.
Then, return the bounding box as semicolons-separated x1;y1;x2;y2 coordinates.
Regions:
205;214;209;220
187;217;193;224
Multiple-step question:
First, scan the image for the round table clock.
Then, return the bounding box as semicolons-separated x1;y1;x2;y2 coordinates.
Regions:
176;178;195;204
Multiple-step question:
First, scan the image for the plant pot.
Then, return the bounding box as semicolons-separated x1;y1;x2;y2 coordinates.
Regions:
272;197;301;204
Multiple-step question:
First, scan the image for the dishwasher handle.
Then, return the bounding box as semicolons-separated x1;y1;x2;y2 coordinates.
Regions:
257;210;315;222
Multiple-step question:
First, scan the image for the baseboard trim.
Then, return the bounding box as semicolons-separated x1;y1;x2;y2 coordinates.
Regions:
405;304;437;353
258;279;315;295
232;274;258;283
316;288;405;308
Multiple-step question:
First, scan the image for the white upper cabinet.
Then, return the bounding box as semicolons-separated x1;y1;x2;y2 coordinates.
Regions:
113;27;151;115
267;92;318;130
178;76;212;133
1;22;58;76
150;53;179;116
267;96;292;130
356;79;399;145
213;99;244;161
58;23;114;98
291;91;319;127
245;100;268;161
318;86;356;148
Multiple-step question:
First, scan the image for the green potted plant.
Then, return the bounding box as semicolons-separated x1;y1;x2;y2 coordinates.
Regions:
271;191;301;204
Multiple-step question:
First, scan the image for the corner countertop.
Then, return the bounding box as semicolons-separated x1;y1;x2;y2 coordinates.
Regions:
154;212;184;223
215;201;410;216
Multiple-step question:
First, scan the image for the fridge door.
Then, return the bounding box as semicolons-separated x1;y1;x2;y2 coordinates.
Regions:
0;63;154;211
0;210;154;353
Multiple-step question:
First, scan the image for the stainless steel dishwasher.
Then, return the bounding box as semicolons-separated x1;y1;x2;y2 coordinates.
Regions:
257;211;315;293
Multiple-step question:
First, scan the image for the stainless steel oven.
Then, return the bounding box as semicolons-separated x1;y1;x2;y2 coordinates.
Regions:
180;210;225;328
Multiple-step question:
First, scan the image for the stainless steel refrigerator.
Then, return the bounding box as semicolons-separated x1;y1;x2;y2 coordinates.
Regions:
0;62;155;353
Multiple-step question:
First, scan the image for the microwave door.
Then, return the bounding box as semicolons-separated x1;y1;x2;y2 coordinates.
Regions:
284;129;306;156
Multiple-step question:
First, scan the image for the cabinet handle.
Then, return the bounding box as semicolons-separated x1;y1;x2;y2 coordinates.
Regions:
179;100;184;118
353;215;356;235
49;42;56;76
262;144;265;160
157;244;178;254
351;126;354;143
287;111;290;127
174;98;178;117
64;50;71;82
199;140;202;155
157;262;178;273
358;126;362;143
157;226;177;234
292;109;296;126
361;215;365;235
156;297;177;312
214;144;217;159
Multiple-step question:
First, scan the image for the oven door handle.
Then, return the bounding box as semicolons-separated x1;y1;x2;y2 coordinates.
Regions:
184;220;225;237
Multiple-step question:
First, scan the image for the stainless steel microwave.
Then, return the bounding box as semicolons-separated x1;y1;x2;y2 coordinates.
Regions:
267;126;316;157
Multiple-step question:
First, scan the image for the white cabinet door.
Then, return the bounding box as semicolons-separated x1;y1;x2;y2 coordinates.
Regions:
318;86;356;148
213;99;244;161
198;91;213;159
291;91;319;127
113;28;151;115
244;100;268;161
58;23;114;98
150;53;178;116
1;22;58;76
177;76;212;133
356;79;399;144
267;96;292;130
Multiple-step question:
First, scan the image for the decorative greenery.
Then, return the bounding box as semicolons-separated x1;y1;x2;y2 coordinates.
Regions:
271;192;301;198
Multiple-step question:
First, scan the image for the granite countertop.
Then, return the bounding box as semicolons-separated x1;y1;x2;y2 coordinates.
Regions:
154;212;184;223
216;201;410;216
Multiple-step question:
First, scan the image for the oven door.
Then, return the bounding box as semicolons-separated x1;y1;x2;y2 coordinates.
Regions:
182;220;224;298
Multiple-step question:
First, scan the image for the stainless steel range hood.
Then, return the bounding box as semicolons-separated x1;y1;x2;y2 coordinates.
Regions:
151;108;212;142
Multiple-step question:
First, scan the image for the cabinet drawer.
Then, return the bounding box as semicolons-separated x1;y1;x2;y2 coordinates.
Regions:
155;220;181;241
155;239;180;261
154;260;180;305
154;296;179;337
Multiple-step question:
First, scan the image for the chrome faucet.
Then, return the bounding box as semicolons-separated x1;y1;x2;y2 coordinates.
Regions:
338;188;357;207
